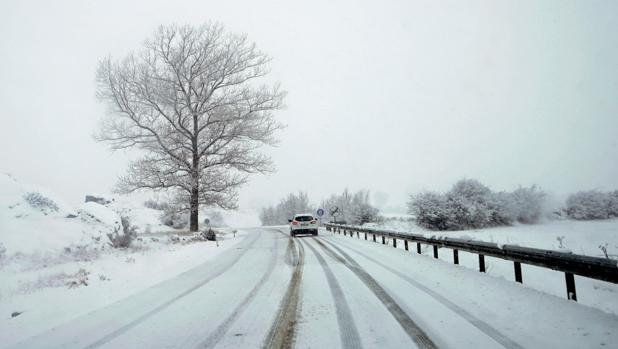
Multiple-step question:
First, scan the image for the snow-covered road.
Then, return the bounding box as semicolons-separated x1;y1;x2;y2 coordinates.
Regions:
7;228;618;349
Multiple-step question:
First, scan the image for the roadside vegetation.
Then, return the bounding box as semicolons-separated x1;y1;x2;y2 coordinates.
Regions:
407;179;546;231
259;189;380;226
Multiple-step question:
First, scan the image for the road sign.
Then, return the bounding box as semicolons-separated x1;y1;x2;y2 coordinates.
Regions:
316;208;325;217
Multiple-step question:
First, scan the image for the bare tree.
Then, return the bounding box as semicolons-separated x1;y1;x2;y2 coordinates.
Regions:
96;23;285;231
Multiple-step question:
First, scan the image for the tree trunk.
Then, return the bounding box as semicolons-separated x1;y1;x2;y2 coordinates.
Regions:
190;185;199;232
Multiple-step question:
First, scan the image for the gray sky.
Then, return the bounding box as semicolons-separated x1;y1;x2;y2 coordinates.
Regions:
1;0;617;211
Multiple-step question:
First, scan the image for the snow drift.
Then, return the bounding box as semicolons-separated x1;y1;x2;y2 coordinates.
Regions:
0;173;125;257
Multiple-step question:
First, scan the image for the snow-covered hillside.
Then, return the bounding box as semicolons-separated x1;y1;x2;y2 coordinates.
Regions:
0;173;125;256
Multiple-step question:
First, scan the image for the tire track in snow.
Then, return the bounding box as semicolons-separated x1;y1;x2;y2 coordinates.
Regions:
321;235;524;349
198;231;280;348
263;236;304;349
304;239;363;349
312;237;438;349
83;231;263;349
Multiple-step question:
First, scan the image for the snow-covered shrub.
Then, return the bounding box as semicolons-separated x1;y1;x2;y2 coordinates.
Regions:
608;191;618;218
408;179;546;231
143;199;171;211
66;269;90;288
487;192;517;226
107;216;137;248
408;191;454;230
160;205;189;229
446;180;493;229
511;185;546;223
23;192;59;214
565;191;611;220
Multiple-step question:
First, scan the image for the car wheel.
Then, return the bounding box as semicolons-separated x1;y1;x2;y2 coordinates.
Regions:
313;230;318;236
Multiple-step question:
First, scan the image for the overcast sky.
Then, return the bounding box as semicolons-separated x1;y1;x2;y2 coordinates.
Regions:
1;0;617;211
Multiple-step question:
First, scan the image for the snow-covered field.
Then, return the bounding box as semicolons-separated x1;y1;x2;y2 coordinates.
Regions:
368;216;618;258
361;217;618;315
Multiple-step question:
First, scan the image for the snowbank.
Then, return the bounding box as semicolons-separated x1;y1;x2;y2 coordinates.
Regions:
0;174;121;256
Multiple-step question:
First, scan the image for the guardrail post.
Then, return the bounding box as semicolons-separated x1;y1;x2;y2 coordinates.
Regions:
382;236;386;245
364;232;367;240
514;262;522;283
565;273;577;301
433;245;438;259
356;231;360;238
453;249;459;264
393;238;397;248
404;240;409;251
373;234;376;242
479;254;486;272
417;242;421;254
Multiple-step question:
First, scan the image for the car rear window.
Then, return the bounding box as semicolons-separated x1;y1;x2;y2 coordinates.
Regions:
295;215;314;222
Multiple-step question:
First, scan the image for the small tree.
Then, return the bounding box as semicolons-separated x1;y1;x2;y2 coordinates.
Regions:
96;23;285;231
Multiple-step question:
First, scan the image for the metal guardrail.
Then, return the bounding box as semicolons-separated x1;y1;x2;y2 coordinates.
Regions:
324;223;618;301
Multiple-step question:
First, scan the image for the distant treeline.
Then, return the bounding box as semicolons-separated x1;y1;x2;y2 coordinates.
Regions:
259;189;380;226
259;179;618;231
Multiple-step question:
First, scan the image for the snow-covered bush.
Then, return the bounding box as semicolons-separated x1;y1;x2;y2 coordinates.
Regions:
511;185;546;224
608;191;618;218
23;192;59;214
487;192;517;226
408;191;454;230
107;216;137;248
408;179;546;231
565;190;612;220
143;199;171;211
446;179;493;229
161;206;189;228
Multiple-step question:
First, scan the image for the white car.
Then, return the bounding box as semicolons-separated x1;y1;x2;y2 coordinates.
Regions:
289;213;318;237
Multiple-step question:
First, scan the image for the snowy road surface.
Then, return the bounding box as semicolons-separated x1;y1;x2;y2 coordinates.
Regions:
7;228;618;348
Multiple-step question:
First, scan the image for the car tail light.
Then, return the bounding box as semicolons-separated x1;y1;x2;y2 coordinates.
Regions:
292;221;299;225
